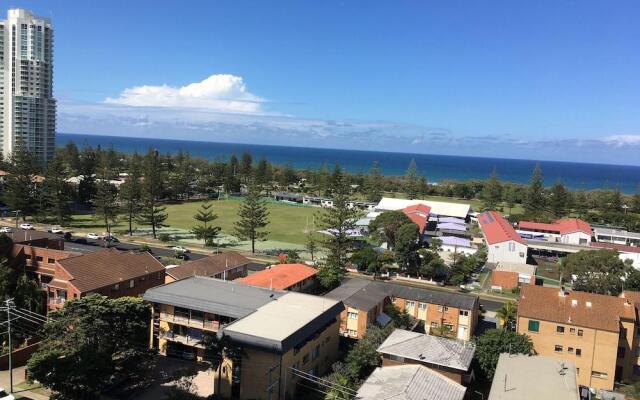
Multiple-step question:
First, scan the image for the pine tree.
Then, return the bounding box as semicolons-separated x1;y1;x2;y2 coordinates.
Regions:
44;157;73;226
94;157;119;245
609;186;623;213
192;202;221;246
138;149;168;239
234;182;270;253
573;186;589;218
316;166;358;289
481;168;503;210
633;185;640;214
2;144;40;220
549;179;569;218
523;163;546;220
240;152;253;183
504;186;518;215
404;159;419;199
120;153;143;235
364;161;383;203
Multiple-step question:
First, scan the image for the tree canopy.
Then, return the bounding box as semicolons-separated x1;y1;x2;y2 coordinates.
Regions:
369;211;413;249
561;249;631;296
473;329;534;379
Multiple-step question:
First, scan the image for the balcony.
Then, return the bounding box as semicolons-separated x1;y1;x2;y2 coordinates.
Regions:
161;332;205;348
159;312;222;332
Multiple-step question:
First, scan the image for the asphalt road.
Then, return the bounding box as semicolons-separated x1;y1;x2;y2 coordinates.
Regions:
63;236;208;262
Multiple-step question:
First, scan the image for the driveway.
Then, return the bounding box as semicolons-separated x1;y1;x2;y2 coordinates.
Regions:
0;366;49;400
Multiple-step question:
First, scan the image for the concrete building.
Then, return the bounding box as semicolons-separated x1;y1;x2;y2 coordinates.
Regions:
491;262;537;291
517;284;640;394
377;329;475;384
375;197;470;219
478;211;528;264
489;354;580;400
591;242;640;269
518;218;592;245
0;9;56;163
356;364;466;400
593;227;640;247
237;263;317;292
144;277;342;400
325;278;479;341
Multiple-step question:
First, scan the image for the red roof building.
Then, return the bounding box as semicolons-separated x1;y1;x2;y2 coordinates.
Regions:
402;204;431;233
518;218;592;236
478;211;525;245
238;263;318;292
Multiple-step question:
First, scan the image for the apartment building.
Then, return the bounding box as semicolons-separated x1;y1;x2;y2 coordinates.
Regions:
517;284;639;394
164;251;251;283
325;278;479;340
143;276;342;400
0;9;56;164
237;263;318;292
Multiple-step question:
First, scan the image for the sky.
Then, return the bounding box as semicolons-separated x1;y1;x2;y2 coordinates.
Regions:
6;1;640;164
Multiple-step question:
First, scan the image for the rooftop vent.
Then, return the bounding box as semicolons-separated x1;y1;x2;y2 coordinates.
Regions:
571;299;578;307
586;301;592;308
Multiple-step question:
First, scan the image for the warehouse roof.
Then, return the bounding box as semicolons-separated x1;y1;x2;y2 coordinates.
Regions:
376;198;470;219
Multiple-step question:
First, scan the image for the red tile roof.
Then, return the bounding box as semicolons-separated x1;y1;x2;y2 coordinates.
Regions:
478;211;525;245
518;218;592;236
402;205;431;232
166;252;251;280
406;214;427;232
519;284;635;332
238;263;317;290
590;242;640;254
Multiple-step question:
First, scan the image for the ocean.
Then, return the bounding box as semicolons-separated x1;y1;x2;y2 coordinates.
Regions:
57;133;640;193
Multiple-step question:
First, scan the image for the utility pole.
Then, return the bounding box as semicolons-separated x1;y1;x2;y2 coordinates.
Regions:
5;298;14;394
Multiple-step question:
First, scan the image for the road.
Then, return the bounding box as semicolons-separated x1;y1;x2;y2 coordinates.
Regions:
63;237;208;262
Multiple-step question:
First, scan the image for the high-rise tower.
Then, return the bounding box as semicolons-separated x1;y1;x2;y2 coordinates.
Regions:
0;9;55;164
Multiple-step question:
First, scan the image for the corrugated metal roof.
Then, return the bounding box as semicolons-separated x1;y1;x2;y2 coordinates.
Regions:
378;329;475;371
376;198;470;219
356;365;467;400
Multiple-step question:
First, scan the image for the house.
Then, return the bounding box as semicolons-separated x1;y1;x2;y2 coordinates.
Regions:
8;244;79;289
489;354;580;400
593;227;640;247
325;278;479;340
356;364;466;400
143;277;342;400
377;329;475;384
591;242;640;269
402;204;431;233
47;248;165;310
164;252;251;283
491;262;537;291
518;218;592;245
237;263;317;292
376;197;470;220
5;230;65;250
517;284;639;393
478;211;528;264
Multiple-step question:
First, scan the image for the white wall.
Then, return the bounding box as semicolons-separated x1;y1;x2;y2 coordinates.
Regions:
487;241;527;264
620;252;640;269
442;244;477;255
560;232;591;245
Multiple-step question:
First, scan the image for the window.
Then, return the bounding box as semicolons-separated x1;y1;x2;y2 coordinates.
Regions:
311;345;320;360
634;365;640;376
405;301;415;311
418;303;427;311
508;242;515;251
347;312;358;320
302;353;310;365
568;347;574;353
554;345;563;353
591;371;608;379
557;326;565;333
618;347;626;358
347;329;357;337
430;322;439;328
35;256;43;262
48;258;55;264
576;349;582;357
112;283;119;291
577;329;583;337
569;328;576;334
129;279;135;289
528;320;540;332
459;310;469;316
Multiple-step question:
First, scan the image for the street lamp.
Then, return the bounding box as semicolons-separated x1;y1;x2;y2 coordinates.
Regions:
14;210;21;230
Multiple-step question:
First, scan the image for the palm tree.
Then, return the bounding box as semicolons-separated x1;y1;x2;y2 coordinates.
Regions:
496;301;518;331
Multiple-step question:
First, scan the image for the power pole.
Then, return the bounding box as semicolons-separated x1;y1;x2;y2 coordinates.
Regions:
5;298;14;394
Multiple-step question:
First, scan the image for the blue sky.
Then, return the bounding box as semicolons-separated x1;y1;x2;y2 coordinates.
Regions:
8;1;640;164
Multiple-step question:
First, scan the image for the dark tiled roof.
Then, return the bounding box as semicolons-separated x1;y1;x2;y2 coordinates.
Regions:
59;248;165;293
166;251;251;281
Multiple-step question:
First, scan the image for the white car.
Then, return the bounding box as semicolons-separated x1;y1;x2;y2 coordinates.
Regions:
19;223;34;230
171;246;190;253
49;226;64;234
0;387;15;400
0;227;12;233
86;233;100;240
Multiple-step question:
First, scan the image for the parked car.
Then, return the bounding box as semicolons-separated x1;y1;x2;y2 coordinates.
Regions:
86;233;100;240
171;246;190;253
105;235;119;243
74;238;88;244
0;227;12;233
19;223;34;230
48;226;64;234
0;387;15;400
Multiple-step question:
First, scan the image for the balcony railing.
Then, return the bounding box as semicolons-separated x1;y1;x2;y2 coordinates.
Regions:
161;332;204;348
48;297;65;305
159;312;221;332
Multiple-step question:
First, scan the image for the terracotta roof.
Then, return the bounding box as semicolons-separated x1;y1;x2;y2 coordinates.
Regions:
591;242;640;254
58;248;165;293
238;263;317;290
518;284;635;332
478;211;525;245
166;251;251;281
403;204;431;217
518;218;592;236
620;290;640;305
406;214;427;232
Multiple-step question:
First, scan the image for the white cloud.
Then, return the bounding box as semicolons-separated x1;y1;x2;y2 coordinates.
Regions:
604;135;640;147
105;74;265;114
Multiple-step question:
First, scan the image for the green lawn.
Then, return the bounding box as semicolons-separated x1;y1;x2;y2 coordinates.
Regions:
70;199;322;246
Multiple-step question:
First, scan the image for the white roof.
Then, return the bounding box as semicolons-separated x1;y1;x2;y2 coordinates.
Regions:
376;197;471;219
489;354;579;400
594;227;640;240
223;292;340;342
356;365;466;400
495;262;537;276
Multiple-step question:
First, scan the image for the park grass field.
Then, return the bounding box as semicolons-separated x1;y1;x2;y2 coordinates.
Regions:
70;198;321;246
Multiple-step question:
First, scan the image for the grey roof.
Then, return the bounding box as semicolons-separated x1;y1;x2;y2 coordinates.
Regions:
143;276;285;319
356;365;466;400
489;354;579;400
377;329;475;371
326;278;478;311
